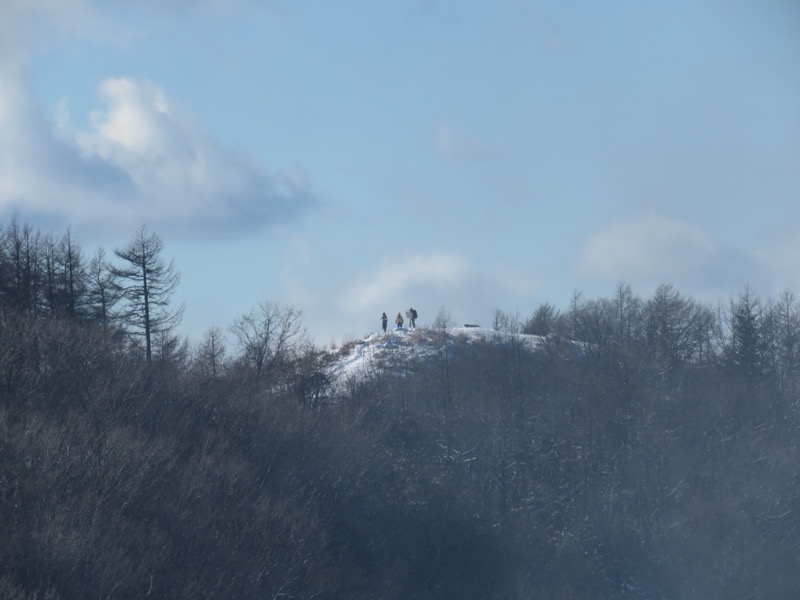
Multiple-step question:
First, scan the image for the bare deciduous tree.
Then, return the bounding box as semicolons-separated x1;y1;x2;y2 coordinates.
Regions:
195;324;228;379
113;226;183;361
42;229;86;316
86;248;121;327
230;301;305;384
1;217;42;312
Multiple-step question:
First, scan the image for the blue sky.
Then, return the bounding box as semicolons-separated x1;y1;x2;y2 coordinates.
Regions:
1;0;799;346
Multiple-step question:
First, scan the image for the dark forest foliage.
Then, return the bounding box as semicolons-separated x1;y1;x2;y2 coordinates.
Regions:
1;222;800;598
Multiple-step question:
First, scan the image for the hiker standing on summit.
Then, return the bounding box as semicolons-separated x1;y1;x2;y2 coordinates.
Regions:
395;312;404;330
381;312;388;332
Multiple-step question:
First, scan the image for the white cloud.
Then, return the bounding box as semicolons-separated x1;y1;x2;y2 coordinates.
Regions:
0;0;316;238
0;71;318;237
339;252;473;313
0;65;120;218
580;211;717;279
577;210;762;297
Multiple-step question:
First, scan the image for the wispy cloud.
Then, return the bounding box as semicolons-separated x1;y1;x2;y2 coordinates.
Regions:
578;210;757;293
580;211;716;279
0;65;132;219
434;121;489;161
339;252;473;312
0;2;317;239
0;72;318;238
80;78;317;231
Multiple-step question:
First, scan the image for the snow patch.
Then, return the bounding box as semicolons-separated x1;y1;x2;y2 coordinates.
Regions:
325;326;547;385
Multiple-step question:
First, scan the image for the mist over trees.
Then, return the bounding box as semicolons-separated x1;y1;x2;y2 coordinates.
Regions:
2;220;800;598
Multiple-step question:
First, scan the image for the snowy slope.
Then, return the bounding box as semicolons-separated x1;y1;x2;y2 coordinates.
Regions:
324;325;548;384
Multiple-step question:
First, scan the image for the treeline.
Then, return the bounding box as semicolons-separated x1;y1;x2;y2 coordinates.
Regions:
520;281;800;398
0;218;183;362
1;220;800;598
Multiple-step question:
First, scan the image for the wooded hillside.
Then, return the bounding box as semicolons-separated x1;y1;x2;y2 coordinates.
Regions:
1;221;799;598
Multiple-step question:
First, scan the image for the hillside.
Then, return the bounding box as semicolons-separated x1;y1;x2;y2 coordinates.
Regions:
3;296;800;599
326;325;547;381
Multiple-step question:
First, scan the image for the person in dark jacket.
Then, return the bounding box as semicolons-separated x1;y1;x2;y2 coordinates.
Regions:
381;312;388;332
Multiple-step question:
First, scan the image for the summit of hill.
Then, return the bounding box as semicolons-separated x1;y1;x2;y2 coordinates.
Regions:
324;325;552;383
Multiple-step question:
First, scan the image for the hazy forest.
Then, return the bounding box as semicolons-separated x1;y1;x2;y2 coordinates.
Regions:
1;218;800;599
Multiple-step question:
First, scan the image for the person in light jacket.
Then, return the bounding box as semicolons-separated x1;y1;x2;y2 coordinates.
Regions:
395;312;404;329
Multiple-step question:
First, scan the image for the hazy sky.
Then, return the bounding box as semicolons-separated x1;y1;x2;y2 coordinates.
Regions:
1;0;799;345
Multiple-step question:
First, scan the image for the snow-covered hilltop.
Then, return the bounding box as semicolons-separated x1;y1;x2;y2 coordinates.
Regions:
325;326;549;383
